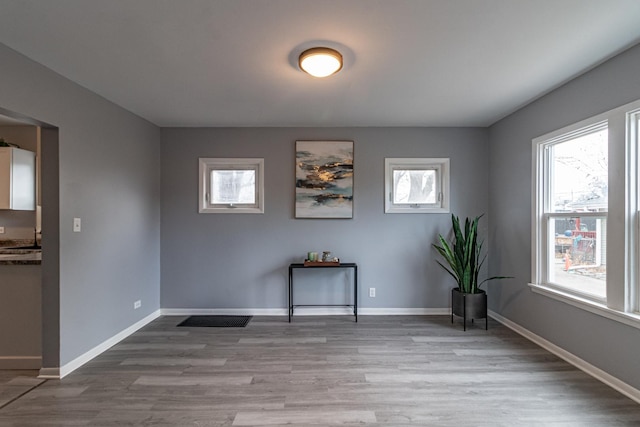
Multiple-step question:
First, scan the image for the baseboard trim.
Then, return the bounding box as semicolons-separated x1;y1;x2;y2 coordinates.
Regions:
489;309;640;404
359;308;449;315
161;307;450;316
37;367;60;379
161;308;285;316
0;356;41;370
39;309;161;379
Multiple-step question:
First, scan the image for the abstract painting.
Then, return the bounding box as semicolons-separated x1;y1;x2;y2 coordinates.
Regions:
295;140;353;218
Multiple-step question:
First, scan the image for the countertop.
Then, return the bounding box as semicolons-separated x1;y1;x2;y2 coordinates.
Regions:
0;239;42;265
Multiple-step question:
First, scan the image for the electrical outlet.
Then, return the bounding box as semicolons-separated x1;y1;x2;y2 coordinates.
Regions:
0;227;4;234
73;217;81;232
134;300;141;309
369;288;376;298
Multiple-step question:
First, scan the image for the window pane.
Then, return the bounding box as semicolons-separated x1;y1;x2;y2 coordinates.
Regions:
547;216;606;299
547;128;608;213
211;170;255;204
392;169;437;204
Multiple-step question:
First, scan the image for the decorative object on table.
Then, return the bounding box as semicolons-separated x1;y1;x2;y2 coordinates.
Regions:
432;214;511;330
295;140;353;218
304;251;340;266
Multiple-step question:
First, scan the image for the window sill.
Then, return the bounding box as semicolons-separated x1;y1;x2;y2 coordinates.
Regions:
529;283;640;330
384;206;449;214
199;206;264;214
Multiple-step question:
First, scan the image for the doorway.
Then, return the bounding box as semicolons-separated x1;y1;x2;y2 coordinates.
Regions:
0;107;59;375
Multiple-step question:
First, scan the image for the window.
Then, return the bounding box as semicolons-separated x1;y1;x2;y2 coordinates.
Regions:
536;123;608;300
384;158;449;213
532;98;640;327
199;158;264;214
632;110;640;312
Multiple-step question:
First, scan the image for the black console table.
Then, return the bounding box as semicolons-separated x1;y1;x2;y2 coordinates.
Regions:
288;263;358;322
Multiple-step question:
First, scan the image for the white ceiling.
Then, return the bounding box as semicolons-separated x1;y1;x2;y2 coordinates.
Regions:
0;0;639;127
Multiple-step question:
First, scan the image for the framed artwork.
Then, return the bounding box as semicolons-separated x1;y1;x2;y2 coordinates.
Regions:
295;140;353;218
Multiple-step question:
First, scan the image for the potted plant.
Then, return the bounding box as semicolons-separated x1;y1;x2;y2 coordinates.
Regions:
432;214;510;330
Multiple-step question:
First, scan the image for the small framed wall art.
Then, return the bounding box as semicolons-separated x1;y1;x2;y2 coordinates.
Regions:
295;140;353;218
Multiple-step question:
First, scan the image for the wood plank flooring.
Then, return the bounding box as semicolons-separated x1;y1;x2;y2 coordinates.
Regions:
1;315;639;426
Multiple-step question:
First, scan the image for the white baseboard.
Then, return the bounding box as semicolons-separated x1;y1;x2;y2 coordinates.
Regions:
0;356;41;370
359;308;449;315
161;307;450;316
489;309;640;404
161;308;285;316
38;310;161;380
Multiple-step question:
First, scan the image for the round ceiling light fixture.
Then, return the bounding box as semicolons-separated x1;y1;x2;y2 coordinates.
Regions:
298;47;343;78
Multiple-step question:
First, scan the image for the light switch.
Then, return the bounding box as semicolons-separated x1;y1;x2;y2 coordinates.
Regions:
0;227;4;234
73;217;81;232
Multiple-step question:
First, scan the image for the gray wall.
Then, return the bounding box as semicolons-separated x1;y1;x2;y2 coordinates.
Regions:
488;43;640;389
161;127;489;310
0;43;161;367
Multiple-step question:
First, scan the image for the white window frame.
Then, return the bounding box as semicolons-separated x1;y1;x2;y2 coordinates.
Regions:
630;109;640;313
384;158;450;214
531;99;640;329
198;158;264;214
534;121;608;302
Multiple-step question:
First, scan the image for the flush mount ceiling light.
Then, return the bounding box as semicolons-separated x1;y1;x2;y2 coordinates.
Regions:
298;47;343;78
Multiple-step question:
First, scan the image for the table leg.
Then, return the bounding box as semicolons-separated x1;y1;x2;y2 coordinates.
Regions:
288;266;292;322
354;265;358;322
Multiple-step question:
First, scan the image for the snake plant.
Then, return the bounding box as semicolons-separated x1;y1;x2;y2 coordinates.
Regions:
433;214;510;294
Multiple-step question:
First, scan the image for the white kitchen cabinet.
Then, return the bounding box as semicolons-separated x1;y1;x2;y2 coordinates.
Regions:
0;146;36;210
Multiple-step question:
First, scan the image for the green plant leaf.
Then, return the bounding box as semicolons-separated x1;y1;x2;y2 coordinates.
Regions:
433;213;511;294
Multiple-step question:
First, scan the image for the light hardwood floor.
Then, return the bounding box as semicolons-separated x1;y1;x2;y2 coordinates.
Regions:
1;315;639;426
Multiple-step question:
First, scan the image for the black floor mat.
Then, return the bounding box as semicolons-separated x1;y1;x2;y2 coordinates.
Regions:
177;315;252;328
